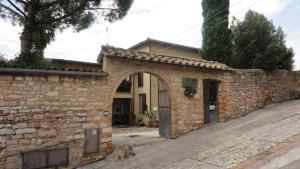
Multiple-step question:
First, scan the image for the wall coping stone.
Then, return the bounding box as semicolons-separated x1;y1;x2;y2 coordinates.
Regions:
0;67;109;77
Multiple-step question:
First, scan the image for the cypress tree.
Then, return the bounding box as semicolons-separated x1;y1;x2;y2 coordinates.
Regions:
201;0;232;64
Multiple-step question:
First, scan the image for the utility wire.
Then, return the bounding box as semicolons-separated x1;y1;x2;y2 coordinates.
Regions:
154;0;244;47
157;0;262;52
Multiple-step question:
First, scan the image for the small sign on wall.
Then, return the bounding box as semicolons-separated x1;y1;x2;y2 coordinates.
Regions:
182;78;198;88
209;105;216;111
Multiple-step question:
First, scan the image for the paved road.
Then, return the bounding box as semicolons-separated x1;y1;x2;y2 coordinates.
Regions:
80;100;300;169
261;144;300;169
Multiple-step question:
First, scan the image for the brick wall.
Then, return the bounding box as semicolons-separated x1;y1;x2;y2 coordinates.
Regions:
0;73;112;169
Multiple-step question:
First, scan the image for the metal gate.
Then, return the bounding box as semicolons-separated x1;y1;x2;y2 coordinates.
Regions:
158;80;171;139
203;79;219;124
112;98;133;126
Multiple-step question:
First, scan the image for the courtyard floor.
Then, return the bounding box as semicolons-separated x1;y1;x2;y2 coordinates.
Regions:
79;99;300;169
112;127;164;146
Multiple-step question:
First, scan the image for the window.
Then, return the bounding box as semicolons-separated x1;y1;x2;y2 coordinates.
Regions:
138;73;144;87
116;76;132;92
139;94;147;113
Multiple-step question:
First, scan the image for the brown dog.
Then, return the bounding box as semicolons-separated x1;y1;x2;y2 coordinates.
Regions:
114;143;136;160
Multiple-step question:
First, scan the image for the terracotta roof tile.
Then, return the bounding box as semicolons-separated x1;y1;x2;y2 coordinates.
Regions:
100;46;230;71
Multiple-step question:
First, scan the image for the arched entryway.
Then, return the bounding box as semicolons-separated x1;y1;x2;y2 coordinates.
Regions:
112;72;172;140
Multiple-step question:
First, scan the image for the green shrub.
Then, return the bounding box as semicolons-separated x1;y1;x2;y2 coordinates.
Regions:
7;52;56;69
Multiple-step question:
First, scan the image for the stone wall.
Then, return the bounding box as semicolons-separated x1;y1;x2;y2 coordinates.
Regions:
0;71;112;169
225;69;299;119
291;71;300;97
0;58;299;169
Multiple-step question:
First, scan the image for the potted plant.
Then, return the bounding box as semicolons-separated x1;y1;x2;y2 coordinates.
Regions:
135;113;144;126
184;86;197;97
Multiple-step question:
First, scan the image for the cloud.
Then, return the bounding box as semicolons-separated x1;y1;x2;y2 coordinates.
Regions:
0;21;21;59
0;0;299;69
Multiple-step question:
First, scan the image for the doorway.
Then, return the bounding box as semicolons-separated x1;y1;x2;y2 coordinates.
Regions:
112;72;172;141
112;98;133;126
203;79;219;124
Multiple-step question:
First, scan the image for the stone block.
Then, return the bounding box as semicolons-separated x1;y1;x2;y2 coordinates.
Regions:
82;123;96;129
70;107;83;111
38;130;56;138
11;134;23;139
18;139;31;145
101;137;112;143
102;127;112;133
15;76;23;81
13;123;27;129
36;138;43;144
66;111;73;116
14;117;20;122
0;136;6;144
73;117;86;122
47;76;59;81
31;109;42;113
76;87;88;91
46;91;58;97
3;110;17;114
25;77;32;81
6;140;17;145
33;114;44;120
24;133;36;139
6;114;14;121
16;128;36;134
73;134;84;139
0;143;6;148
41;123;50;129
0;128;14;135
77;112;87;117
5;124;12;128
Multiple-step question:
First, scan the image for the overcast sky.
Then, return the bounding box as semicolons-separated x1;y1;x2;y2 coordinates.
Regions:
0;0;299;70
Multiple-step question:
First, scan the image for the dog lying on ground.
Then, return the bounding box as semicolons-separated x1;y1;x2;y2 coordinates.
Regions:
114;143;135;160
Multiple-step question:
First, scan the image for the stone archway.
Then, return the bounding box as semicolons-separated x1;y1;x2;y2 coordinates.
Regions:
110;70;174;139
101;49;230;139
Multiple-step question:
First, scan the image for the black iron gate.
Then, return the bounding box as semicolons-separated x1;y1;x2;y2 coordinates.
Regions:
158;80;171;139
203;79;219;124
112;98;133;126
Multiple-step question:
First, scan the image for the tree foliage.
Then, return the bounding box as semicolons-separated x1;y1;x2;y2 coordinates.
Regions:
201;0;232;64
0;0;133;67
231;10;294;70
0;53;8;66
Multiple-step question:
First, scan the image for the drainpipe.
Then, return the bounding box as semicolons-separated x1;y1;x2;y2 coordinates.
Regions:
132;75;135;125
150;75;152;113
149;42;152;113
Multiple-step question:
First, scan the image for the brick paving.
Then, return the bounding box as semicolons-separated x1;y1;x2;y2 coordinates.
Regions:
79;100;300;169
